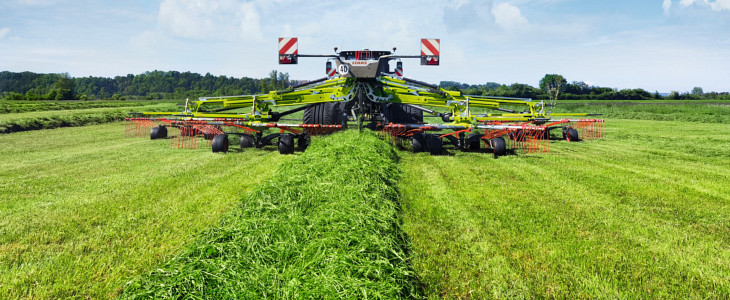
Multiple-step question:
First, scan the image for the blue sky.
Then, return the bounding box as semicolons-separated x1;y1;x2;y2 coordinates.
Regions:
1;0;729;93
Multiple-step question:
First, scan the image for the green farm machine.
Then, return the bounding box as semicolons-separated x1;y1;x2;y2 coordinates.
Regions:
126;38;603;156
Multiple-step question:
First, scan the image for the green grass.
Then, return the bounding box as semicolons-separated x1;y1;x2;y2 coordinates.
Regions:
0;103;179;133
0;100;177;114
120;130;421;299
552;103;730;124
399;118;730;298
0;123;292;298
559;99;730;103
3;100;729;298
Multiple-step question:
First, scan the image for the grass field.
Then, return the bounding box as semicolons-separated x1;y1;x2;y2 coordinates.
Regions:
0;123;292;298
0;102;179;133
0;100;173;114
0;104;173;123
557;99;730;104
121;131;419;299
553;102;730;124
399;118;730;298
1;101;729;298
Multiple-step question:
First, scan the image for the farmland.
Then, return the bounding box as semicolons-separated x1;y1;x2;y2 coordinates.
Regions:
0;123;292;298
0;100;179;133
0;100;729;298
0;100;163;114
399;118;730;298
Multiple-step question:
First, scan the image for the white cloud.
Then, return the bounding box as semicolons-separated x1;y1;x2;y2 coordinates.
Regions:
0;28;9;40
443;0;495;33
237;1;261;38
448;0;471;10
708;0;730;11
157;0;262;40
492;3;528;30
677;0;730;11
663;0;672;14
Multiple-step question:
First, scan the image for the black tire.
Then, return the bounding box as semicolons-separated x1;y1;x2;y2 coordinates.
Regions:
427;134;443;155
298;134;310;151
158;126;167;139
411;133;425;153
150;126;161;140
567;128;579;142
510;129;526;142
212;134;229;153
278;134;294;154
383;103;423;124
303;102;340;125
240;134;255;148
467;133;482;150
492;137;506;157
150;126;167;139
540;128;550;140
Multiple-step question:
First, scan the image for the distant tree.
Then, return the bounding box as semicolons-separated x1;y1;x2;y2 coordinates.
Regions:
564;81;592;95
25;91;40;100
3;92;24;100
539;74;567;104
691;87;704;97
484;82;500;90
53;74;76;100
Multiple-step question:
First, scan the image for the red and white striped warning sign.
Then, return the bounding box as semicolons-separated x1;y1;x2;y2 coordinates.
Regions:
394;61;403;78
279;37;298;55
421;38;440;57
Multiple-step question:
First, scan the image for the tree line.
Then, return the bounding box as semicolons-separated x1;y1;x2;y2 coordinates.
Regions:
440;74;730;101
2;70;728;101
0;70;290;101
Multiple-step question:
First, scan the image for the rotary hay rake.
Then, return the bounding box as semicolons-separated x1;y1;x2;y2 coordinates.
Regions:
126;38;603;157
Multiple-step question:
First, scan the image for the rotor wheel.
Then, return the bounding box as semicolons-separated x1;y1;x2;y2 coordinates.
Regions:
150;126;167;140
567;128;579;142
298;134;310;151
240;134;255;149
278;134;294;154
467;133;482;150
492;137;506;157
411;132;426;153
212;134;229;153
427;134;443;155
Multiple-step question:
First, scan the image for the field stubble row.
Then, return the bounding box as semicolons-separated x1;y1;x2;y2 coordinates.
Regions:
399;118;730;298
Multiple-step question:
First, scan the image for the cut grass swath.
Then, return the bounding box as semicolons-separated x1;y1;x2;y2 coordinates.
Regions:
121;130;421;299
0;100;166;114
0;103;178;133
0;123;292;299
